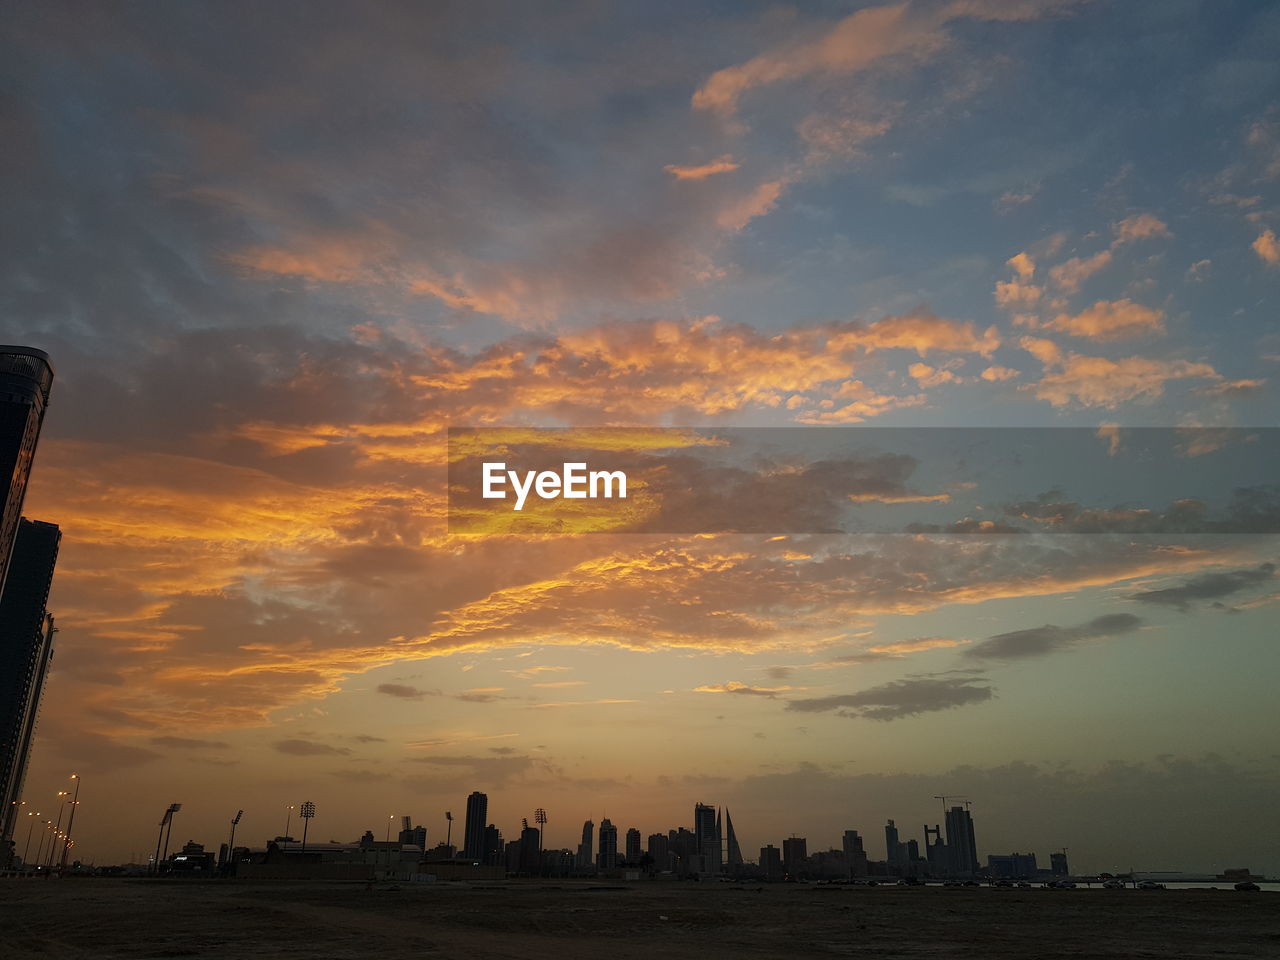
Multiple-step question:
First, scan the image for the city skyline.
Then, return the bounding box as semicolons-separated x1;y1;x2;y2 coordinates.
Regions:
3;1;1278;876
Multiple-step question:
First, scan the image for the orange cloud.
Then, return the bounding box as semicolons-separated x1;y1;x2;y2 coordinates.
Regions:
1046;299;1165;341
1031;355;1220;408
1112;214;1171;245
1048;249;1112;293
664;155;740;180
1253;228;1280;265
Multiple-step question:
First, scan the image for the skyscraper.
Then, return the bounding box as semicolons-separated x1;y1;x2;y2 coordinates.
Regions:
0;348;56;862
723;808;743;869
463;791;488;860
597;818;617;871
577;819;594;870
0;521;60;849
693;802;720;873
759;844;781;880
944;805;978;876
625;827;641;863
842;829;868;876
0;347;54;590
782;836;808;877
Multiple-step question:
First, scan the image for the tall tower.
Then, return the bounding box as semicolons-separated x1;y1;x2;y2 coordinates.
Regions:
723;808;743;869
0;347;56;859
944;806;978;876
0;348;53;590
693;802;720;873
463;791;488;860
577;819;594;869
597;818;617;871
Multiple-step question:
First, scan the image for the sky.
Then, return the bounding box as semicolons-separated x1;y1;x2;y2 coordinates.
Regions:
3;0;1278;874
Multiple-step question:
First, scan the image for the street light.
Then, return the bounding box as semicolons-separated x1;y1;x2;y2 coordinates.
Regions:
445;810;453;853
47;791;69;868
60;773;81;870
22;811;39;866
299;802;315;856
282;805;295;853
227;810;244;870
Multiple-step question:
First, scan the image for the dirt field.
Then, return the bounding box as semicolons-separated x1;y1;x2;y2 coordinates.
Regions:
2;879;1277;959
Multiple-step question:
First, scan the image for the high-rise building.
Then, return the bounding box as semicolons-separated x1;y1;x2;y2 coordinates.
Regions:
577;819;594;869
463;791;488;860
0;348;54;590
1050;851;1069;876
597;818;617;871
625;827;641;863
842;830;868;876
782;836;807;876
759;844;781;880
0;519;60;849
723;808;743;869
694;802;721;873
647;832;669;870
944;806;978;876
885;819;906;865
483;824;503;866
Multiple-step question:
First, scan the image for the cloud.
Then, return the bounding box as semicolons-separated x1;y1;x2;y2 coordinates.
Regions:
149;736;231;750
376;683;432;700
1192;378;1266;398
980;365;1020;381
715;179;785;231
965;612;1143;660
866;637;964;654
1048;250;1112;293
273;738;351;757
786;673;994;721
1252;229;1279;265
1046;299;1165;341
1127;562;1277;612
1112;214;1171;245
694;681;793;697
691;0;1077;118
664;155;740;180
1031;354;1219;408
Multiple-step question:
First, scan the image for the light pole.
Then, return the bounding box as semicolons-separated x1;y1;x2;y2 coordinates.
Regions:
445;811;453;854
22;811;39;866
45;792;69;868
299;802;315;856
282;805;295;853
36;820;53;868
227;810;243;871
60;774;81;870
534;808;547;876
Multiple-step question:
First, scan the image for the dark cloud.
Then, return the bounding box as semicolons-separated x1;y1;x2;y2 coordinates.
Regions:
1128;562;1277;611
273;738;351;757
407;753;536;785
376;683;434;700
786;673;994;721
965;613;1144;661
149;736;231;750
997;485;1280;534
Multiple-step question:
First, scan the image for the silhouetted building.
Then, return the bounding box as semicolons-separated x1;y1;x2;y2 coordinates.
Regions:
694;802;720;873
397;816;426;850
577;819;594;870
1050;851;1069;876
0;348;53;588
843;830;868;876
518;824;541;875
625;827;641;863
885;819;909;867
483;824;503;866
723;808;743;869
0;347;55;856
647;832;669;870
597;818;617;871
463;791;487;860
760;844;781;880
0;520;60;846
988;852;1037;877
944;806;978;876
782;837;807;876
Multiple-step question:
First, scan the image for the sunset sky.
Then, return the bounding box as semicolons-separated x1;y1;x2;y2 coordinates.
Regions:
4;0;1278;873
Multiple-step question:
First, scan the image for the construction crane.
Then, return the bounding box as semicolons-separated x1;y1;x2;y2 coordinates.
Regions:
933;794;969;815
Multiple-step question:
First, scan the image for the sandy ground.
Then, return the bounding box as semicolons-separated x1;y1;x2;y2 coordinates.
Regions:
2;879;1277;959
